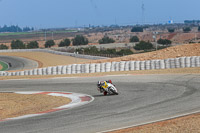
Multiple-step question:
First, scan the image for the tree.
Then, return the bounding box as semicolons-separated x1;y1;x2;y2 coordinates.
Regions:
130;36;139;42
72;35;88;46
134;41;153;50
98;36;115;44
11;40;26;49
27;41;39;49
198;26;200;32
0;44;8;49
183;27;191;33
45;40;55;48
58;38;71;47
168;28;175;33
131;27;143;32
157;39;172;45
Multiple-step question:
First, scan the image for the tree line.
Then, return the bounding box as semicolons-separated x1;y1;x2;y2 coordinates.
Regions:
0;25;34;33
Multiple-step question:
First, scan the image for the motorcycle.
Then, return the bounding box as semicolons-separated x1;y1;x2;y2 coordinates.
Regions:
97;80;118;95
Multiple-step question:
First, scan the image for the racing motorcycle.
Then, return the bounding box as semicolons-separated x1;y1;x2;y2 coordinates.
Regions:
97;80;118;95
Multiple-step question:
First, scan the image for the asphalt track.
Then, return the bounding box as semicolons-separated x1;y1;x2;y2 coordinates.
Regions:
0;55;38;71
0;74;200;133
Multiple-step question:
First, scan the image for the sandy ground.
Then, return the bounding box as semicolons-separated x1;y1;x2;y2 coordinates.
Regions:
108;113;200;133
0;93;71;120
87;43;200;64
0;52;92;68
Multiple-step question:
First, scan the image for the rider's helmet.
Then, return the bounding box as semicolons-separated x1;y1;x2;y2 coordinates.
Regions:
97;81;101;87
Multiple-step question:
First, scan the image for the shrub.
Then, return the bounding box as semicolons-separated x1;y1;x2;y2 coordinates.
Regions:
72;35;88;46
117;49;133;55
27;41;39;49
11;40;26;49
59;38;71;47
45;40;55;48
168;28;175;33
98;36;115;44
130;36;139;42
157;39;172;45
131;27;143;32
0;44;8;49
134;41;153;50
183;27;191;33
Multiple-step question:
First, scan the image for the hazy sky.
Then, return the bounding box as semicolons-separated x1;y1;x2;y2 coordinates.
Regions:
0;0;199;28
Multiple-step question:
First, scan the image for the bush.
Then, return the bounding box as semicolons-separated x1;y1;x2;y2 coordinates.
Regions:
72;35;88;46
11;40;26;49
98;36;115;44
157;39;172;45
168;28;175;33
131;27;143;32
130;36;139;42
117;49;133;56
59;38;71;47
0;44;8;49
134;41;153;50
183;27;191;33
27;41;39;49
45;40;55;48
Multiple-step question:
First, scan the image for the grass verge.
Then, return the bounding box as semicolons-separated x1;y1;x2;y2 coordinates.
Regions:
0;61;8;71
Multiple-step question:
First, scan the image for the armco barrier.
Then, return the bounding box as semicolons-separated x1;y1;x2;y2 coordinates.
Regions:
0;49;108;60
0;56;200;77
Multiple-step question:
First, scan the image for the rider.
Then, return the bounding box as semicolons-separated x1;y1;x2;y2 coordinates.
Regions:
97;81;110;95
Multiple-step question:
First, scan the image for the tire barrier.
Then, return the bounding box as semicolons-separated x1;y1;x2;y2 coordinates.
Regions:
95;63;101;73
111;62;116;72
119;61;125;71
67;65;72;74
76;64;81;74
1;56;200;77
105;62;111;72
130;61;135;71
85;64;90;73
125;61;130;71
90;64;96;73
100;63;105;72
71;64;77;74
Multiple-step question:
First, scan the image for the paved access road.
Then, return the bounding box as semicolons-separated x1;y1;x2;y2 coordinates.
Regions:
0;74;200;133
0;55;38;71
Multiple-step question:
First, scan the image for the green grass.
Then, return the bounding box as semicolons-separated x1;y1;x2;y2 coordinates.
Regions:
0;30;77;36
0;61;9;71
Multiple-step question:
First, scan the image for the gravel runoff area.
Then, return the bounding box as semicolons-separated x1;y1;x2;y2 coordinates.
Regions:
108;113;200;133
0;93;71;120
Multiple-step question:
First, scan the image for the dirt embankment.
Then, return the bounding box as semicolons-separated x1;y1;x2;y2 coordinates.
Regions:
87;43;200;64
0;93;71;120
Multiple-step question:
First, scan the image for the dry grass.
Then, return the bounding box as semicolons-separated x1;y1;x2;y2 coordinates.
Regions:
0;93;71;120
0;52;92;68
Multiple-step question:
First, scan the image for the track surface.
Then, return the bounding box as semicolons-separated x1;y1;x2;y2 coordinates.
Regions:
0;55;38;71
0;74;200;133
